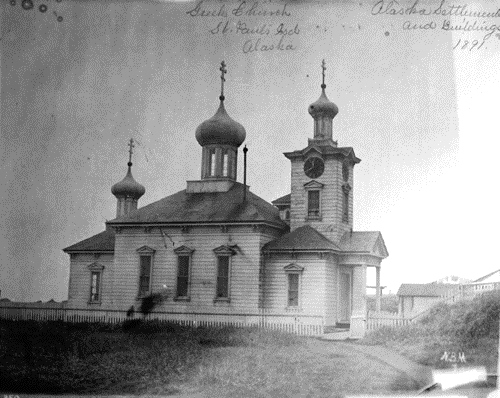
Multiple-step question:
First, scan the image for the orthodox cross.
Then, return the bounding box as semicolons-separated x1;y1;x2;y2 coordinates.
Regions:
220;60;227;100
128;138;135;165
321;59;326;88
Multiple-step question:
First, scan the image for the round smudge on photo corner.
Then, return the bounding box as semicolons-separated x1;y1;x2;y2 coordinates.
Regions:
57;15;63;22
39;4;48;12
22;0;34;10
385;31;390;36
10;1;16;6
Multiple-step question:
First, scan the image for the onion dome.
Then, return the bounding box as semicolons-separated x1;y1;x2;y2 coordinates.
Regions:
308;86;339;119
308;59;339;119
195;100;246;147
111;162;145;199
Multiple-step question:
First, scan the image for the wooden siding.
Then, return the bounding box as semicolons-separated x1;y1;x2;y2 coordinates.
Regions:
290;157;353;244
66;225;283;313
67;254;114;309
262;253;327;317
399;295;443;319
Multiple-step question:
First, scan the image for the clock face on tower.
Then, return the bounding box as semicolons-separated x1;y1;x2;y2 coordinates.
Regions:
304;157;325;179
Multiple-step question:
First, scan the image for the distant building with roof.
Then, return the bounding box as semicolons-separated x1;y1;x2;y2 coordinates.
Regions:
397;283;459;318
459;269;500;297
63;61;388;337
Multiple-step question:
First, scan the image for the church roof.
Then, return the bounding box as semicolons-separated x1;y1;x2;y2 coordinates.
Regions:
397;283;457;297
63;229;115;253
339;231;388;257
107;182;288;228
262;225;341;252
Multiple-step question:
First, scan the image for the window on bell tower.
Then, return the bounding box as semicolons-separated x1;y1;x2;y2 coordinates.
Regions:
308;190;320;218
209;149;216;177
222;150;229;177
342;184;351;223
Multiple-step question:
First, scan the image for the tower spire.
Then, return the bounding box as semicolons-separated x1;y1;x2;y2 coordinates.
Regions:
219;60;227;101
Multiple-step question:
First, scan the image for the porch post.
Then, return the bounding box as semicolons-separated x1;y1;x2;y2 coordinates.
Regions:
350;264;367;338
375;266;381;313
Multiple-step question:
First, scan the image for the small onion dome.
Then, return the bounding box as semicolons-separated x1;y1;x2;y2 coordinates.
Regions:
195;101;246;147
308;87;339;119
111;164;145;199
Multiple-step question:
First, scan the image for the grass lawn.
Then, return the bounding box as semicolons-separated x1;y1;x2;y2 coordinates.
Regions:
0;319;418;397
360;291;500;372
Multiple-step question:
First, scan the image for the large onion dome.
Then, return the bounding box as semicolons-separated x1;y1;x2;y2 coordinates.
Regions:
111;162;145;200
308;86;339;119
195;100;246;147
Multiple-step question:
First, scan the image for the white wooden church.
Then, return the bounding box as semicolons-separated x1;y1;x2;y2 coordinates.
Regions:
63;61;388;337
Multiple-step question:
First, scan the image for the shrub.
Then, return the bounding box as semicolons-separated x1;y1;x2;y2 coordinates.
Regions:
454;291;500;346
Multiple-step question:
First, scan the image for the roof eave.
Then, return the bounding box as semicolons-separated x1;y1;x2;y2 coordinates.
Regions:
63;249;114;254
106;220;288;230
262;248;339;254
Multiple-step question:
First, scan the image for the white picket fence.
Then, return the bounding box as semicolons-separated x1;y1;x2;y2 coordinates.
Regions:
0;305;324;336
366;310;412;330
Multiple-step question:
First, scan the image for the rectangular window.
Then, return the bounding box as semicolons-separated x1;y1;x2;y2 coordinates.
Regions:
216;256;230;299
176;255;190;298
138;256;152;297
288;273;299;307
222;150;228;177
90;272;101;302
342;191;349;223
308;190;320;218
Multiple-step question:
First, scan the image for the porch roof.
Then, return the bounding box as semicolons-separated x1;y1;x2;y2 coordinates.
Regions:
339;231;388;258
272;193;291;206
262;225;341;252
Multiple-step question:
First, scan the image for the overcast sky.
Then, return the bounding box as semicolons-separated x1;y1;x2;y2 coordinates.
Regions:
1;0;498;301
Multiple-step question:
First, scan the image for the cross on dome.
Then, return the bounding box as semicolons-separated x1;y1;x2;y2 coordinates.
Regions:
321;59;326;89
220;60;227;101
127;138;135;166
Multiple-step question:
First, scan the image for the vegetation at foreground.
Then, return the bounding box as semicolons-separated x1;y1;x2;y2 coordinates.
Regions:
1;319;417;396
361;290;500;371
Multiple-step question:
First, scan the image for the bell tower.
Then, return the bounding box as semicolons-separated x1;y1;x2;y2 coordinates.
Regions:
284;60;360;243
111;138;146;218
187;61;246;194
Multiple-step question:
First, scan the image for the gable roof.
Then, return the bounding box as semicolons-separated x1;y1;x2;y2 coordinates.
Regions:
397;283;457;297
107;182;287;229
339;231;388;258
63;229;115;253
262;225;341;252
272;193;291;206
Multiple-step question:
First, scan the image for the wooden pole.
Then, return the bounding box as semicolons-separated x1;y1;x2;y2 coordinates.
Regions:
243;145;248;202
